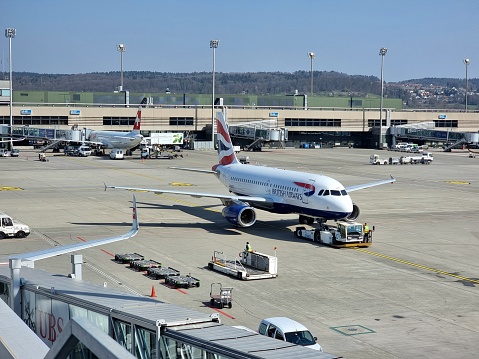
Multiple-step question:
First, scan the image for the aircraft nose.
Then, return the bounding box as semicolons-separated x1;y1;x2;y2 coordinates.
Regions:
327;195;352;215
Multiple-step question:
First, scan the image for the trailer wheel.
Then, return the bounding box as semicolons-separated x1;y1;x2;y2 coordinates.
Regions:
16;231;26;238
0;232;5;239
314;231;321;242
228;302;232;309
219;302;224;309
295;227;305;237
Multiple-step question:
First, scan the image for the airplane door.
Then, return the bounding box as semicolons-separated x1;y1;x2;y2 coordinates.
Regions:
302;179;315;204
265;180;271;194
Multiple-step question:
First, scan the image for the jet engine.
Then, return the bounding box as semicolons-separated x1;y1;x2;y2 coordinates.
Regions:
222;204;256;227
344;203;360;221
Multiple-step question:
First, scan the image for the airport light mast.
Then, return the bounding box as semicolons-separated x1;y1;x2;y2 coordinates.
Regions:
117;44;126;91
5;28;16;152
308;52;315;97
464;58;470;112
379;47;387;149
210;40;219;142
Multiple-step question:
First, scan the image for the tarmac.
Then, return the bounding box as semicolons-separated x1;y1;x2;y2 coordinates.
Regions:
1;147;479;359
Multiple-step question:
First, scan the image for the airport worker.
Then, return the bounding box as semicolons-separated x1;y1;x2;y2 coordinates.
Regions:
364;223;371;242
245;242;252;252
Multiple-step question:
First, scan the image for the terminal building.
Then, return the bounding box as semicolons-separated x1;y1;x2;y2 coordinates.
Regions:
1;85;478;150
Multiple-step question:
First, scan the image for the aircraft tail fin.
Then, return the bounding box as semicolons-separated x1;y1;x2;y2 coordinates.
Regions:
216;111;239;165
132;98;147;133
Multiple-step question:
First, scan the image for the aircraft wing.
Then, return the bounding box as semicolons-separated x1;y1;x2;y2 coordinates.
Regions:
10;195;139;263
0;137;25;143
168;166;217;174
105;184;268;204
345;176;396;192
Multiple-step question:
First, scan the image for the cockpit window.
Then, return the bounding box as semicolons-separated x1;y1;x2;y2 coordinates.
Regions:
331;190;341;196
341;189;347;195
317;189;324;196
322;190;330;196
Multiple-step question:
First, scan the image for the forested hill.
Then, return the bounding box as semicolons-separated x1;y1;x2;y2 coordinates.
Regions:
6;71;477;101
8;70;382;96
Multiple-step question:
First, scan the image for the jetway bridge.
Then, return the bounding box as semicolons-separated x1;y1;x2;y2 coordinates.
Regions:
228;120;288;150
1;124;89;146
390;122;479;151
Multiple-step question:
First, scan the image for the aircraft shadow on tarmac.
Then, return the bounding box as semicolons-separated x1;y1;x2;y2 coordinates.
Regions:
71;200;325;244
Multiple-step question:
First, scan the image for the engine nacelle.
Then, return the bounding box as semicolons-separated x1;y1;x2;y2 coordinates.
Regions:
222;204;256;227
344;203;360;221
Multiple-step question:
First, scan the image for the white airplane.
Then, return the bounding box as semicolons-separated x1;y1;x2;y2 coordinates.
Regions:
106;111;395;227
87;98;146;152
10;195;138;264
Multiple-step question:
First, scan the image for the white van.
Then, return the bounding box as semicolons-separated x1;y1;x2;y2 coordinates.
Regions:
258;317;323;351
77;145;92;157
109;149;124;160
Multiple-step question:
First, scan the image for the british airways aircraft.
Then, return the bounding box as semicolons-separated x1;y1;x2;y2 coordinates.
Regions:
106;111;395;227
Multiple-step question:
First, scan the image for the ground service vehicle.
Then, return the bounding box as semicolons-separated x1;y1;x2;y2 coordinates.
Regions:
0;214;31;239
165;274;200;288
258;317;323;351
389;157;400;165
76;145;92;157
370;154;389;165
109;149;124;159
295;221;372;247
114;253;144;264
130;259;161;272
210;283;233;309
11;149;19;157
400;152;433;164
147;266;180;280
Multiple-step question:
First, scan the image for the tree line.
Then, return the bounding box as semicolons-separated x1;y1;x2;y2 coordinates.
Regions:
4;70;478;109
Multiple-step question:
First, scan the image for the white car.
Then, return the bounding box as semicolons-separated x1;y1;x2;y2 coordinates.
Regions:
258;317;323;351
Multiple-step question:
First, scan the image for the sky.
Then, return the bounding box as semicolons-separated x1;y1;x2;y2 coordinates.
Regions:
1;0;479;82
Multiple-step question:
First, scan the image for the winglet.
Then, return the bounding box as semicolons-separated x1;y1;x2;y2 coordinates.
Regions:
104;182;108;191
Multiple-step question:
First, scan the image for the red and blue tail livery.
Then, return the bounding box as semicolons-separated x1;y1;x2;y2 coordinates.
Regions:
216;112;238;166
107;110;395;228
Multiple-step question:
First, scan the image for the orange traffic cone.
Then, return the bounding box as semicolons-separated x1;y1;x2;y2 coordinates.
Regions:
150;285;157;298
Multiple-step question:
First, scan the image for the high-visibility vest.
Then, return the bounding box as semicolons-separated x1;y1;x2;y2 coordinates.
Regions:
246;243;252;252
364;225;370;233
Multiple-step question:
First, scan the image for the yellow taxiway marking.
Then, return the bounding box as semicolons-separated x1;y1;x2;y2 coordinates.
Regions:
444;180;470;185
355;248;479;284
0;186;23;191
170;182;194;186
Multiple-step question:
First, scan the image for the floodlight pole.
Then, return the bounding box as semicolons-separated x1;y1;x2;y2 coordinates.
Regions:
210;40;219;142
308;52;315;97
5;28;15;151
464;58;470;112
117;44;126;91
379;47;387;149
